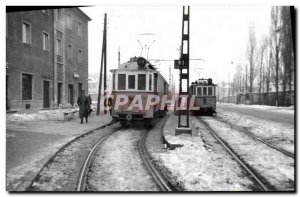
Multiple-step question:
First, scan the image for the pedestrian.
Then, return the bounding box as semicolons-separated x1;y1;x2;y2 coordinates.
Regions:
87;93;92;116
77;90;89;124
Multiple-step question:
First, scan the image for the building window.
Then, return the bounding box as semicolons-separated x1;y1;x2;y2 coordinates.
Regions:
78;21;82;36
128;75;136;89
67;44;72;59
42;10;49;15
138;74;146;90
22;22;31;44
118;74;126;90
43;32;49;51
67;13;72;29
56;9;62;21
56;39;62;56
78;49;82;63
22;73;32;100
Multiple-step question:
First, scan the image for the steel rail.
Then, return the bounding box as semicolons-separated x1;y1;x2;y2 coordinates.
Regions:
214;116;294;158
198;117;270;191
76;129;119;191
138;130;173;192
27;121;115;191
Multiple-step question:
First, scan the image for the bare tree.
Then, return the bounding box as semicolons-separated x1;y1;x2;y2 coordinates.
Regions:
257;37;268;104
280;6;294;106
265;50;272;104
246;24;257;104
270;6;282;106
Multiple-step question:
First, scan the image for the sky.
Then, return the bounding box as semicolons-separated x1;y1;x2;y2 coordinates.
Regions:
81;5;272;89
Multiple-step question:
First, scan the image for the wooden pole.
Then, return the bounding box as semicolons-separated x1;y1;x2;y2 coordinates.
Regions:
103;14;107;114
97;13;107;115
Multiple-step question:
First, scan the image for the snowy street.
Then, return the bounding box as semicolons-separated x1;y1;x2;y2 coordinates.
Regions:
217;103;294;124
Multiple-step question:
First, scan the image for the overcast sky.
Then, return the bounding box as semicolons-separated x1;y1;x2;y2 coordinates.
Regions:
81;5;272;89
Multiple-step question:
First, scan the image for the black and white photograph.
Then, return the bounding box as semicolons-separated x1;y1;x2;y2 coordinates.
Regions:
4;1;296;192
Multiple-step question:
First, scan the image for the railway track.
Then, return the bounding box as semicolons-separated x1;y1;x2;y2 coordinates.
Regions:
138;129;173;191
76;127;120;191
29;122;120;191
197;117;272;191
30;117;172;191
214;116;294;158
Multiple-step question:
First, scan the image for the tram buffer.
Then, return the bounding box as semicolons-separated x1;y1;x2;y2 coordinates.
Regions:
174;6;192;135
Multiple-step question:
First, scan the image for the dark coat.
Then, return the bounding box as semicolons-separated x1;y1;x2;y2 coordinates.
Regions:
77;96;89;118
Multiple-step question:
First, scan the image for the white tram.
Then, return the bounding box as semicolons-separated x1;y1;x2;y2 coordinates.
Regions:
110;57;169;126
190;78;217;115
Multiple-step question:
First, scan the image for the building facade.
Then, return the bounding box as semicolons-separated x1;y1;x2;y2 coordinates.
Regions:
6;8;91;111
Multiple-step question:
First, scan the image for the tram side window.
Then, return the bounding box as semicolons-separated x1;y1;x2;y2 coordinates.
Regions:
154;73;158;92
112;73;115;90
208;87;213;96
149;74;152;91
128;75;136;89
138;74;146;90
203;87;207;96
118;74;126;90
197;87;202;96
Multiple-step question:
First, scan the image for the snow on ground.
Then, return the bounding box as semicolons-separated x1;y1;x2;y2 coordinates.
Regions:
6;108;79;122
216;108;294;153
219;103;294;114
202;116;294;191
88;129;159;191
157;115;255;191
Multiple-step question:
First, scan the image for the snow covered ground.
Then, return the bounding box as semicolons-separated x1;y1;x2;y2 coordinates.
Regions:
156;115;256;191
158;103;294;191
219;103;294;114
202;116;294;191
88;129;159;191
216;106;294;153
6;108;79;122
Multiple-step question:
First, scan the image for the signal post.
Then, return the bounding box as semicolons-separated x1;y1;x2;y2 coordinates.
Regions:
174;6;192;135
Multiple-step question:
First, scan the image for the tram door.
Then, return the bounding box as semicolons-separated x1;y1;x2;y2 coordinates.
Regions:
43;80;50;108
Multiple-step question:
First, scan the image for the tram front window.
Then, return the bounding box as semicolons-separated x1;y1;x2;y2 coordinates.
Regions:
138;74;146;90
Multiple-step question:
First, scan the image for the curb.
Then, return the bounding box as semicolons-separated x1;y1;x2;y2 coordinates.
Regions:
162;115;184;150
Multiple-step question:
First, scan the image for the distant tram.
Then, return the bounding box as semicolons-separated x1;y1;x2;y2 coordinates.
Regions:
190;78;217;115
110;57;169;127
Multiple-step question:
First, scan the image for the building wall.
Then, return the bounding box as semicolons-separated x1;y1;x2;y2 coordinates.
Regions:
63;8;89;104
6;10;54;110
6;8;90;111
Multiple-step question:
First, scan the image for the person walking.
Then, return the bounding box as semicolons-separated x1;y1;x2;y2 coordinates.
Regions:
77;90;89;124
87;93;92;116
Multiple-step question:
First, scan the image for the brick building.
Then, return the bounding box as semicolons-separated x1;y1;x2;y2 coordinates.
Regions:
6;8;91;111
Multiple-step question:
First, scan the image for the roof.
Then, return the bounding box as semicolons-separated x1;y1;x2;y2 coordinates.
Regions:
74;7;92;21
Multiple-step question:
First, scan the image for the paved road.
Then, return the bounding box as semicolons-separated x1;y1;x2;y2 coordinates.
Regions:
217;104;294;125
6;114;112;191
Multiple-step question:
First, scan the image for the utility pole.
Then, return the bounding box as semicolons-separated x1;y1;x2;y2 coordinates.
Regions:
103;13;107;114
97;13;107;115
